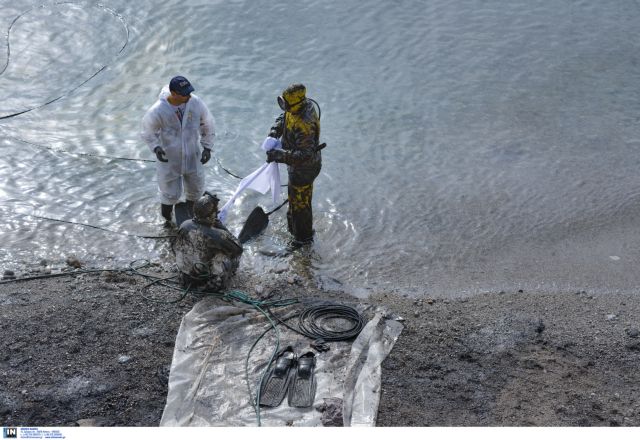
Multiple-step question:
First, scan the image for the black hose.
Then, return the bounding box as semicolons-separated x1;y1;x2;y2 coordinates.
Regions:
269;302;364;342
215;156;243;179
298;303;364;341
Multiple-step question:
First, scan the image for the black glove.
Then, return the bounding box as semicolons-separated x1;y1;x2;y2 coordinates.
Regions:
266;149;287;163
154;146;168;162
201;148;211;164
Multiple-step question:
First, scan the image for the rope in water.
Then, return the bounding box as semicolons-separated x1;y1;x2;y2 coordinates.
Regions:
0;3;245;178
0;2;129;121
0;131;155;163
2;209;174;240
2;130;245;182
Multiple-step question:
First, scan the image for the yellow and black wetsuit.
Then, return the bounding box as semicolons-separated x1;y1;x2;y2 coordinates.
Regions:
268;86;321;243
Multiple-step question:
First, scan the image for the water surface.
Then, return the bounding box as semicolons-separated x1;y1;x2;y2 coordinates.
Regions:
1;0;640;298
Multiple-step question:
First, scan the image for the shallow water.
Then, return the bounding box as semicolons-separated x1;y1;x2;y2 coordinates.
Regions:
1;0;640;298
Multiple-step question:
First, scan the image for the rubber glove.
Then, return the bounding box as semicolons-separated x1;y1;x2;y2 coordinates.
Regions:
154;146;168;162
201;148;211;164
266;149;287;163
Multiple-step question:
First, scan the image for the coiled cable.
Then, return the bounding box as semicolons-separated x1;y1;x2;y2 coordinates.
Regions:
298;303;364;341
269;302;364;342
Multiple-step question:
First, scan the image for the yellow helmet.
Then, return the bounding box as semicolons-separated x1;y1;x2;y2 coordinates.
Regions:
278;83;306;112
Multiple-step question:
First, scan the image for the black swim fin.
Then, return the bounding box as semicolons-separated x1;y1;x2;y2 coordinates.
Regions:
239;206;269;244
258;346;296;407
288;351;317;408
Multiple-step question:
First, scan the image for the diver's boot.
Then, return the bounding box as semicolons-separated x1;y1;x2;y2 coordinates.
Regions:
185;200;195;219
161;204;173;223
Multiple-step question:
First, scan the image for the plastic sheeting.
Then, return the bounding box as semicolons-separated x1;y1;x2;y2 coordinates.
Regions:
218;137;283;223
160;297;403;427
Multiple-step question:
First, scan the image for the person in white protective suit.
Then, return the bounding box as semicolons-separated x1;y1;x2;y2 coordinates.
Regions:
141;76;216;223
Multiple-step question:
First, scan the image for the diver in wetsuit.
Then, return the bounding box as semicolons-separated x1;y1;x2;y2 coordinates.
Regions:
171;193;243;291
265;83;322;244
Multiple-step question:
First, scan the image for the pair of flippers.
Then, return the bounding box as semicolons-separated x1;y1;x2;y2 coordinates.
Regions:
259;346;317;408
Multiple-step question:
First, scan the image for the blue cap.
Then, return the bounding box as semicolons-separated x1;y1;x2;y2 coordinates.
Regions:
169;76;194;96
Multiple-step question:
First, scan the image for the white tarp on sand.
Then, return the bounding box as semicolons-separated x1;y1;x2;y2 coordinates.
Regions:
160;297;403;427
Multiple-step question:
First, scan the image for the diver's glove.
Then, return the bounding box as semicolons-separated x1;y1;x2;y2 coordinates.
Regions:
266;149;288;164
154;146;168;162
201;148;211;164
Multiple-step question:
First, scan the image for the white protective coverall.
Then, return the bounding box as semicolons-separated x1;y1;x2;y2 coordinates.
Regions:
141;86;216;205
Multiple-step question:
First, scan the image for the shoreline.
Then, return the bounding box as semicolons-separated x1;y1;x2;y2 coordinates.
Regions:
2;265;640;426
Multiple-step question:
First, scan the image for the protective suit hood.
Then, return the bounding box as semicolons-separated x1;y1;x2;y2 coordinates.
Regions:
158;85;171;101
